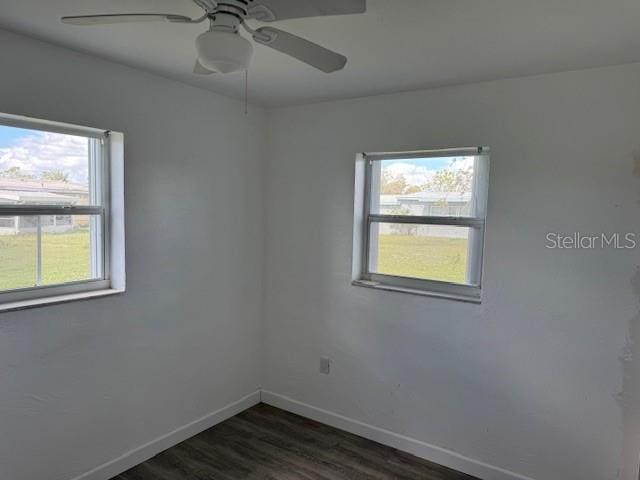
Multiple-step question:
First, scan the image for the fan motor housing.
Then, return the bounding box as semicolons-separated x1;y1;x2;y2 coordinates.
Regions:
207;0;250;32
214;1;249;20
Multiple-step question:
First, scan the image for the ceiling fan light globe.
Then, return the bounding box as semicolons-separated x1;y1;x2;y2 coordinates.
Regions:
196;30;253;73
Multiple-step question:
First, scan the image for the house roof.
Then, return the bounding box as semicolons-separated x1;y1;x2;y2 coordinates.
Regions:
0;189;79;205
0;178;87;205
0;178;88;195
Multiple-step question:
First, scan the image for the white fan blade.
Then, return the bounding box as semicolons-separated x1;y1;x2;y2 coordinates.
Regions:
194;60;216;75
61;14;192;25
248;0;366;22
253;27;347;73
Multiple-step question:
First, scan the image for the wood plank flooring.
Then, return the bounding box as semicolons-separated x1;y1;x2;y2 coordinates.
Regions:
113;403;478;480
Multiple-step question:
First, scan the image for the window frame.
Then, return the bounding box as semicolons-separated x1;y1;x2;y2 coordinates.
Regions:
354;147;490;302
0;114;113;306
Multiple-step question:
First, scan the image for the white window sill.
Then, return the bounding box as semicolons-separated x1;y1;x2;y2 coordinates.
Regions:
352;280;482;304
0;288;124;313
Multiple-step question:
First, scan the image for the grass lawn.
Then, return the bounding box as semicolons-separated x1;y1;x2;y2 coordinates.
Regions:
0;230;91;291
0;231;468;292
377;234;469;284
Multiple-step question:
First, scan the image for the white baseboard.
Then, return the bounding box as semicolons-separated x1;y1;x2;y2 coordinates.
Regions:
261;390;534;480
70;390;261;480
69;389;533;480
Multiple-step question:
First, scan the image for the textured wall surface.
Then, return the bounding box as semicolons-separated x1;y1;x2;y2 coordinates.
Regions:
0;29;266;480
264;63;640;480
3;26;640;480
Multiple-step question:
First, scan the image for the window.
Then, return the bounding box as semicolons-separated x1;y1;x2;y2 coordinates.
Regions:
0;113;125;309
353;147;490;302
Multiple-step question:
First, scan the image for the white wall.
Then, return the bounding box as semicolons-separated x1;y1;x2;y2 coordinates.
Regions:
3;26;640;480
0;30;266;480
264;63;640;480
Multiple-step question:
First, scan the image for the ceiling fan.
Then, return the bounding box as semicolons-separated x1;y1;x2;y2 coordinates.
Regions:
61;0;366;75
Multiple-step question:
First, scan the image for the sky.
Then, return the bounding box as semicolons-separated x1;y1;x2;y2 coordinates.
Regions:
382;156;474;186
0;126;28;148
0;125;89;183
0;123;473;188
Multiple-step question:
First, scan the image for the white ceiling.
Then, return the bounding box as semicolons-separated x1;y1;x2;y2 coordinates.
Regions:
2;0;640;107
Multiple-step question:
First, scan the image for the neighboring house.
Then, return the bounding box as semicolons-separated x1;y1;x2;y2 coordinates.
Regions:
378;191;472;238
0;178;88;235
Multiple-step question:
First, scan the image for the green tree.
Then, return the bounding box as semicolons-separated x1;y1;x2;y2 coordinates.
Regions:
425;166;473;194
0;166;34;179
381;171;425;195
41;170;69;182
404;184;422;194
380;171;408;194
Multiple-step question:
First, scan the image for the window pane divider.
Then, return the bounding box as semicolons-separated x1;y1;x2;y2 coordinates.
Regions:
0;206;103;216
368;214;484;228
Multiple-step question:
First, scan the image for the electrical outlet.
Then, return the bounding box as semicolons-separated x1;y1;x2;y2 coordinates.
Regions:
320;356;331;375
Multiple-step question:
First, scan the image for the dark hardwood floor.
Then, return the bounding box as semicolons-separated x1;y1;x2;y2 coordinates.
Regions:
113;403;478;480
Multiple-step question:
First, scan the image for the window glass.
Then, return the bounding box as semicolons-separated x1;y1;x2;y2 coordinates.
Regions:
0;126;92;206
0;120;106;296
369;223;472;285
0;221;37;291
372;157;476;217
356;148;489;300
41;215;100;286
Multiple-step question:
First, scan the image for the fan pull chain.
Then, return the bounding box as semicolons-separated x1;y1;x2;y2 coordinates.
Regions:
244;69;249;115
